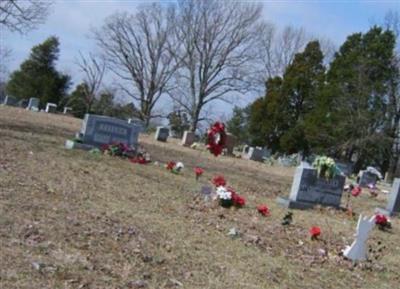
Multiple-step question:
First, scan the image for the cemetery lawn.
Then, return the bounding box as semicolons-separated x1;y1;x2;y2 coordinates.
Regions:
1;106;399;289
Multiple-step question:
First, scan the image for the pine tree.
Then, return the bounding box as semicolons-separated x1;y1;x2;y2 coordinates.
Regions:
6;36;70;108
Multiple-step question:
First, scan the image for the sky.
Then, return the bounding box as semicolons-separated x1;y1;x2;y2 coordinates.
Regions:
1;0;399;116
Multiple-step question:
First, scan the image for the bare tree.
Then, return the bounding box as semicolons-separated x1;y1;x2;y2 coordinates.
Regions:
382;10;400;180
256;25;308;85
76;52;106;113
169;0;264;131
93;3;178;127
0;0;52;34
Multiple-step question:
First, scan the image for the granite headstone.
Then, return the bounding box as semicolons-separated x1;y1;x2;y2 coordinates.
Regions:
181;131;196;146
277;165;346;209
377;178;400;216
27;98;40;110
358;170;378;187
155;126;169;142
224;133;236;155
45;103;57;113
78;114;141;148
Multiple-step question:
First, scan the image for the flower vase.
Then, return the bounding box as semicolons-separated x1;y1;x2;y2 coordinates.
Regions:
219;199;233;208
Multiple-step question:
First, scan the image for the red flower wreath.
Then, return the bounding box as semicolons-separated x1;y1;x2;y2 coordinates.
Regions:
206;122;227;157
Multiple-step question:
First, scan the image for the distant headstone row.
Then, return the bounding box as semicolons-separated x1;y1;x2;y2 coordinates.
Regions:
2;96;72;114
242;145;270;162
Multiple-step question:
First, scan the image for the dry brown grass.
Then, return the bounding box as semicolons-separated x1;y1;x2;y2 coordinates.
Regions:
0;106;399;289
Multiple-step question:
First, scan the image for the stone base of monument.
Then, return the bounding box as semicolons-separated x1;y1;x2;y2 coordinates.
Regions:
65;139;96;151
275;196;340;210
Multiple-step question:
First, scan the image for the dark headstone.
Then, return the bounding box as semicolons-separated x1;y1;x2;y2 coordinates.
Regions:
376;178;400;216
358;170;378;187
79;114;141;148
155;126;169;142
3;95;19;106
277;166;346;209
335;161;354;177
45;103;57;113
242;146;268;162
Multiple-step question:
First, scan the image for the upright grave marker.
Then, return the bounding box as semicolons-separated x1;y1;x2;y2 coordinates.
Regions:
224;133;236;155
27;98;40;111
155;126;169;142
63;107;72;114
358;170;378;187
45;103;57;113
242;146;268;162
66;114;142;151
377;178;400;216
181;131;196;146
277;165;346;209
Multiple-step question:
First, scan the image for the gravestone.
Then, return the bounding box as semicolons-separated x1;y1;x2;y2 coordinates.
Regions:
45;103;57;113
376;178;400;216
335;161;354;177
27;98;40;111
224;133;236;155
74;114;141;148
63;107;72;114
358;170;378;187
155;126;169;142
181;131;196;146
242;146;267;162
3;95;19;106
277;165;346;209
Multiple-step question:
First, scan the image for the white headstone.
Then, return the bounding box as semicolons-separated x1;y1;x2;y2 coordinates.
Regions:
63;107;72;114
45;103;57;113
343;214;375;261
27;98;40;111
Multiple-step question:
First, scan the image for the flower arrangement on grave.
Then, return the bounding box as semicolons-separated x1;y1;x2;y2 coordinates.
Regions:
194;167;204;180
312;156;340;179
257;205;270;216
368;183;378;197
212;175;245;208
351;185;362;197
375;214;391;231
212;175;227;187
206;122;227;157
309;226;321;240
101;142;135;158
165;161;184;174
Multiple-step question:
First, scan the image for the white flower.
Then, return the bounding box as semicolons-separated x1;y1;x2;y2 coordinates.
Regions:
176;162;184;169
216;186;232;200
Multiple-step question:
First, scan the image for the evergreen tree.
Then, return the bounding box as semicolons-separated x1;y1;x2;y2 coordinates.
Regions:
6;36;70;108
168;111;190;138
226;105;251;144
325;26;397;170
248;41;325;155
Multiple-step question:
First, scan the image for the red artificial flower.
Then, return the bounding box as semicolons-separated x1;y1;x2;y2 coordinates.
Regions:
212;175;226;187
351;186;362;197
130;156;148;164
166;161;176;171
375;214;388;226
194;167;204;179
257;205;270;216
232;193;246;207
100;144;110;151
309;226;321;240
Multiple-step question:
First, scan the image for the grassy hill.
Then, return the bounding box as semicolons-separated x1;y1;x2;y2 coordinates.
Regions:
0;106;399;289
